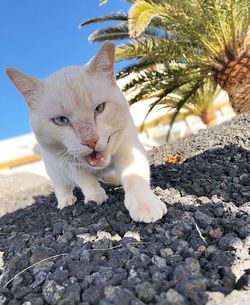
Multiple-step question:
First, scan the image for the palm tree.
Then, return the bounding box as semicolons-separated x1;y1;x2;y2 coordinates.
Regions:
80;0;250;120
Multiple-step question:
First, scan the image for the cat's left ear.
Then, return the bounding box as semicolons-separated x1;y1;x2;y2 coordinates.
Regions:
88;41;115;82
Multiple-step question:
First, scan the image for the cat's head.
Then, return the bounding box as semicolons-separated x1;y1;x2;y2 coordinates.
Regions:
6;42;130;170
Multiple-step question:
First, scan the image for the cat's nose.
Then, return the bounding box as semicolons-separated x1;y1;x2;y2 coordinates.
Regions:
81;137;99;150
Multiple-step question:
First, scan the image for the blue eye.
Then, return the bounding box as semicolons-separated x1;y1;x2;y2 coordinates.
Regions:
52;116;69;126
95;102;105;114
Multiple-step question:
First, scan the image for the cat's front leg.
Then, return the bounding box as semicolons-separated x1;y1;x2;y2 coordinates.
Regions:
113;133;167;223
54;183;77;209
73;171;108;205
43;158;77;209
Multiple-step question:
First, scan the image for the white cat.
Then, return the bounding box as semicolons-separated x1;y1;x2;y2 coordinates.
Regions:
6;41;167;223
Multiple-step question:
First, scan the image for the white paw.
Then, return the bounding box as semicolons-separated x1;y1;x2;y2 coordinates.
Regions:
125;191;167;223
57;195;77;209
84;187;108;205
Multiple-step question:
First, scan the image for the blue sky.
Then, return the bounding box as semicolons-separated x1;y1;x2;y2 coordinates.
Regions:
0;0;130;140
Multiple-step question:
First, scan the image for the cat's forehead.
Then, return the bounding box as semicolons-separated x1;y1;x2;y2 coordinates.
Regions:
44;65;113;107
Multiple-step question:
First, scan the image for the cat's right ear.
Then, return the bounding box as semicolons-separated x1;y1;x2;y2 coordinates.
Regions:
5;68;42;108
88;41;115;83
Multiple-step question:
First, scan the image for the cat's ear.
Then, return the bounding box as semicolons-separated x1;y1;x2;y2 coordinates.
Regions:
88;41;115;82
6;68;42;108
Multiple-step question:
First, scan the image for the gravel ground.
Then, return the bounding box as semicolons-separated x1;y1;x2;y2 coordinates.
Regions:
0;113;250;305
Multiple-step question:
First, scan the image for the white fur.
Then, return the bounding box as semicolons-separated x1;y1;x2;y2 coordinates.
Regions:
6;42;167;223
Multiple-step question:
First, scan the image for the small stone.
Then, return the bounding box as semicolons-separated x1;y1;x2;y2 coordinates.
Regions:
185;257;200;273
160;248;173;258
205;245;218;258
197;196;210;204
29;271;47;289
59;284;81;305
208;228;223;239
80;250;90;263
105;286;135;305
194;211;213;228
235;269;250;290
197;245;206;253
173;265;189;282
30;246;56;265
124;231;140;242
94;218;111;232
135;282;156;302
42;280;65;305
171;223;192;237
165;289;185;305
81;286;104;305
50;270;69;284
218;233;243;250
73;204;85;217
175;278;206;296
152;256;166;268
23;298;44;305
52;223;63;236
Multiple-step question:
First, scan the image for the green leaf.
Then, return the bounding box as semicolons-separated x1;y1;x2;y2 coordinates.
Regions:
128;0;167;37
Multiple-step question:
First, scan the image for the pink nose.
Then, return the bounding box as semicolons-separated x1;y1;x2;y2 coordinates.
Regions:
81;138;99;149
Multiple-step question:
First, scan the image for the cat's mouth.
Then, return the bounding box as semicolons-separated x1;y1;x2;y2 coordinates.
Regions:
84;150;106;167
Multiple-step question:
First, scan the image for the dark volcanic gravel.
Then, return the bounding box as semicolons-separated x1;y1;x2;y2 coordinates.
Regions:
0;113;250;305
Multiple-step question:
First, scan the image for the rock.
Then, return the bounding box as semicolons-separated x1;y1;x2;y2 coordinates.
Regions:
81;286;104;305
208;228;223;239
218;234;243;251
30;246;56;265
219;267;236;289
59;284;81;305
105;286;136;305
194;211;213;228
135;282;156;302
235;269;250;290
29;271;47;289
52;223;63;237
42;280;65;304
160;248;173;258
0;172;51;216
175;278;206;295
23;298;44;305
165;289;186;305
50;270;69;284
152;256;166;268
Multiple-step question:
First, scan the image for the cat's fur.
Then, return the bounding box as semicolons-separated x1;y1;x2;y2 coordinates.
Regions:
6;41;167;223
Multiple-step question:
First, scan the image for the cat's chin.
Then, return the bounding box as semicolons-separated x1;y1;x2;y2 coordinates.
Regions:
84;150;109;169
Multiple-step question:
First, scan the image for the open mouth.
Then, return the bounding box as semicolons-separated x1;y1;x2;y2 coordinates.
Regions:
84;151;105;167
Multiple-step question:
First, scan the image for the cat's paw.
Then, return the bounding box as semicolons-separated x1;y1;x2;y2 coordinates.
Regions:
84;187;108;205
125;192;167;223
57;195;77;209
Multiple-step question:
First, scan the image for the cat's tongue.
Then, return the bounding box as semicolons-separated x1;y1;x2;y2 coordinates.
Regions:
85;151;105;167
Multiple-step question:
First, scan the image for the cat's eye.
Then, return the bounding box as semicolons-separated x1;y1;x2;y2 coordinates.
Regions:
52;116;69;126
95;102;105;114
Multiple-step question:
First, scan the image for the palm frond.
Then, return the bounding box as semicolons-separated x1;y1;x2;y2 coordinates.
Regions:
79;13;128;28
128;1;168;37
166;80;204;140
89;24;130;42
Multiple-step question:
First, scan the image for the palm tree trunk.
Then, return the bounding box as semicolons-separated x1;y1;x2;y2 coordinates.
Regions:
227;77;250;114
200;109;217;127
217;48;250;114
